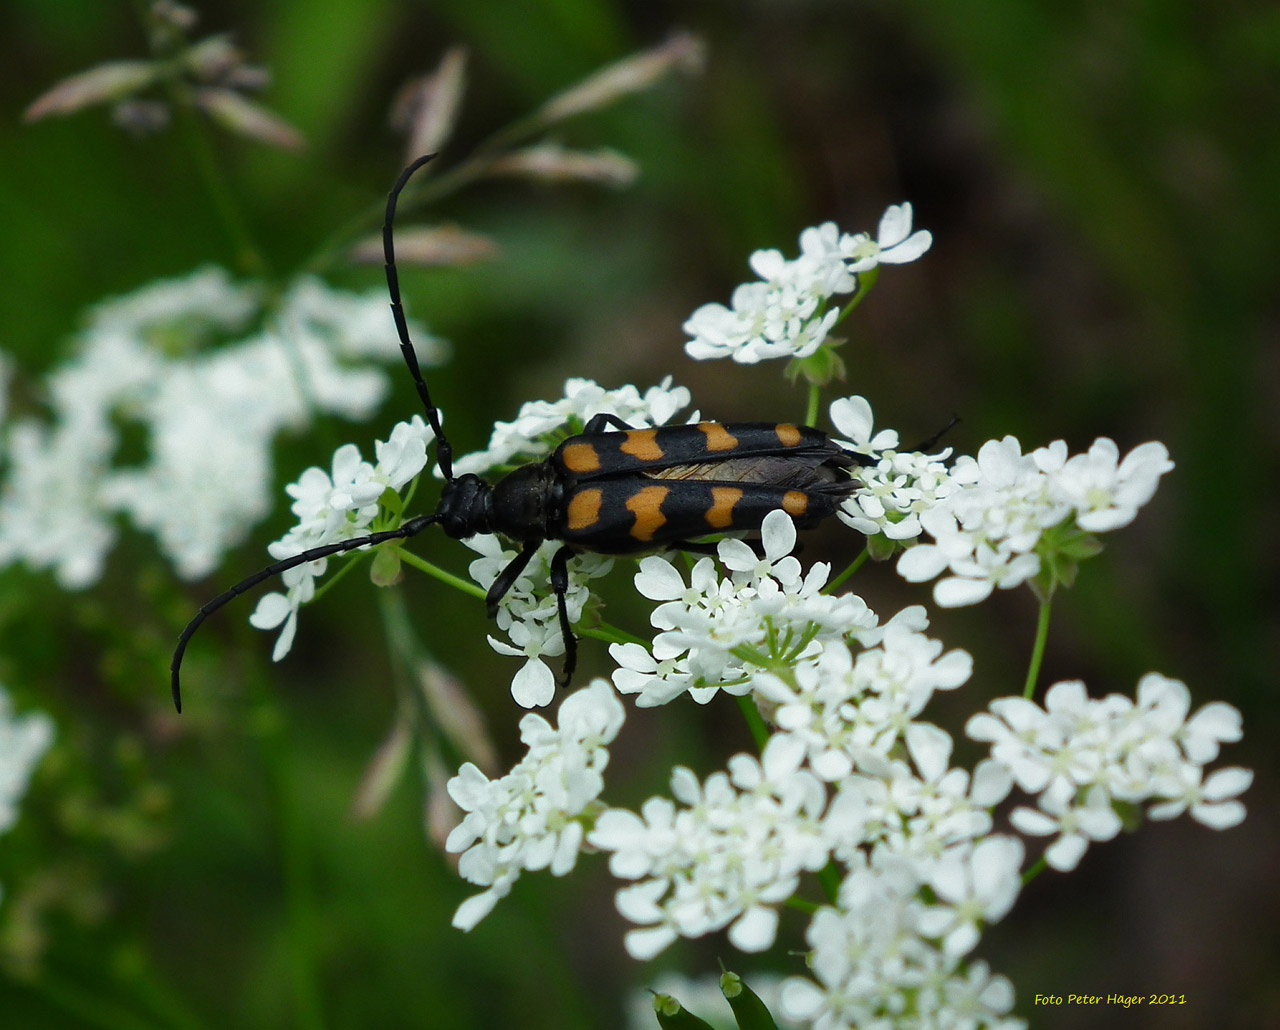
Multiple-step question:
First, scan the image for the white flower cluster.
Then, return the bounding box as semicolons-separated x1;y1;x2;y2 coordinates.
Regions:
433;463;1244;1030
591;734;831;958
970;674;1250;871
610;511;875;707
763;668;1248;1029
0;684;55;904
601;581;1027;965
754;618;976;783
897;436;1174;606
450;376;693;477
446;680;624;931
0;685;53;836
249;416;434;661
829;395;959;542
466;536;614;708
780;855;1024;1030
683;206;931;364
0;268;443;588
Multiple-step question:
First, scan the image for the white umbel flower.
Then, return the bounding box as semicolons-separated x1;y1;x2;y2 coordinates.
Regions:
0;269;444;586
683;223;857;365
450;377;692;477
839;202;934;272
590;734;830;958
896;436;1173;607
612;511;874;707
249;416;434;661
0;685;54;836
969;675;1250;869
446;680;625;930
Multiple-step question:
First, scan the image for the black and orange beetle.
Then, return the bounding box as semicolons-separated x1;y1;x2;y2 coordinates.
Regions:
170;155;863;711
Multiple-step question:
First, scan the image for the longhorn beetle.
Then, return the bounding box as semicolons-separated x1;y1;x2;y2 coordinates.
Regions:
170;154;866;712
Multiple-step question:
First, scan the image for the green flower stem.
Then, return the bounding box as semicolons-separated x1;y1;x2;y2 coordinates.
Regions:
308;547;371;604
245;679;326;1030
1023;596;1053;699
736;695;770;752
175;104;269;277
824;546;869;594
128;0;269;276
399;547;646;648
121;960;207;1030
804;381;821;427
844;265;879;314
18;969;166;1030
579;623;648;647
375;585;419;696
817;860;841;905
273;762;326;1030
1021;854;1048;886
399;550;487;601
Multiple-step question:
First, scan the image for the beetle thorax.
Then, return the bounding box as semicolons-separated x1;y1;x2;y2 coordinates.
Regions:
435;473;495;539
488;461;563;541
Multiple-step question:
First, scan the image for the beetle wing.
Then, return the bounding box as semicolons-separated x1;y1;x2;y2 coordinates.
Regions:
558;476;853;556
553;421;857;481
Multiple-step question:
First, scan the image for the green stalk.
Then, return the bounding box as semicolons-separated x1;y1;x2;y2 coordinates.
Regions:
1021;854;1048;886
579;623;648;647
16;970;163;1030
400;547;646;650
804;381;821;427
736;695;770;751
816;861;841;905
128;0;269;276
376;585;418;694
172;99;269;276
245;674;326;1030
1022;597;1053;699
824;546;868;594
399;550;486;601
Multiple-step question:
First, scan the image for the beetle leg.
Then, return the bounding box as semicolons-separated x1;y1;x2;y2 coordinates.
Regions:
485;538;542;615
549;544;577;686
581;412;634;433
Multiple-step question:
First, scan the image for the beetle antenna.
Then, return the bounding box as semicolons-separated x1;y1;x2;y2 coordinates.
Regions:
384;154;454;482
907;413;961;454
171;514;441;713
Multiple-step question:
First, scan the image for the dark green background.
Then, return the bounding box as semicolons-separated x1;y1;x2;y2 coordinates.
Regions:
0;1;1275;1027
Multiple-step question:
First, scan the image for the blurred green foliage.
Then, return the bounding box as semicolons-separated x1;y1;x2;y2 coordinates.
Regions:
0;0;1276;1027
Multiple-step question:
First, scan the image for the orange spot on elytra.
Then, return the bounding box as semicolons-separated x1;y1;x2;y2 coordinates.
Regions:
776;424;803;447
706;487;743;529
567;488;603;530
626;486;670;541
561;441;601;473
782;490;809;517
699;422;739;452
620;429;665;462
